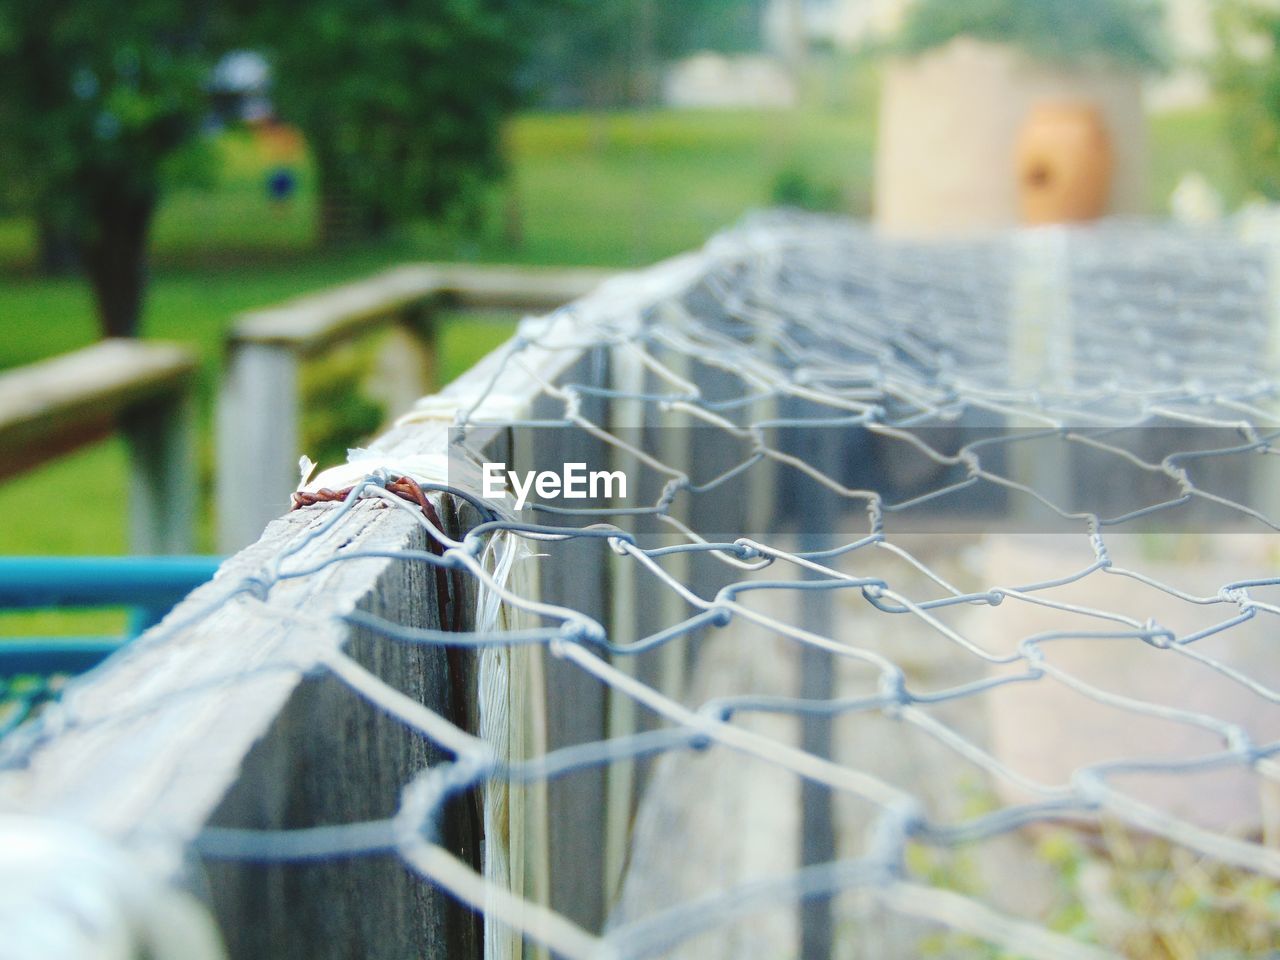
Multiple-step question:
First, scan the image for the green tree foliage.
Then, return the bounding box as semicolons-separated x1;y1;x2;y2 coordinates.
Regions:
892;0;1166;71
247;0;538;245
1214;0;1280;200
0;0;222;336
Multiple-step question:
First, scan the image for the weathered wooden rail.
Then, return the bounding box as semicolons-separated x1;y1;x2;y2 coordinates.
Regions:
0;339;198;553
0;249;713;960
5;221;1280;960
216;263;615;552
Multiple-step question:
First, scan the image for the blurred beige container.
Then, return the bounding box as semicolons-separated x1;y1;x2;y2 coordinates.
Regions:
875;37;1146;234
1015;102;1113;224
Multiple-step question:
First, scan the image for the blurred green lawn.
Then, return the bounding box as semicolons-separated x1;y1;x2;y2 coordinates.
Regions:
0;104;1247;634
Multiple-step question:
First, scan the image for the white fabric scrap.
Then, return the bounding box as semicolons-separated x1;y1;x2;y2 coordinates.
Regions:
296;451;454;494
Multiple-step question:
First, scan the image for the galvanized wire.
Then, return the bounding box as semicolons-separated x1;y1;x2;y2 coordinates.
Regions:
13;213;1280;958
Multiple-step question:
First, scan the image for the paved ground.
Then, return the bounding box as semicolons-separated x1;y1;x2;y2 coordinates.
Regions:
608;532;1060;958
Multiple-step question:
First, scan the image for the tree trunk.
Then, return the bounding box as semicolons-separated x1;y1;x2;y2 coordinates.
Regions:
36;218;80;276
317;168;387;247
318;178;352;248
315;151;361;248
82;191;156;339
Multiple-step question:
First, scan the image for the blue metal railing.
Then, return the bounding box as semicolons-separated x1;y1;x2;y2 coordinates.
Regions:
0;556;221;678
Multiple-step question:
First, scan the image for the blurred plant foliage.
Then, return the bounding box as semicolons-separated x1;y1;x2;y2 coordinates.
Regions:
0;0;225;335
911;821;1280;958
1214;0;1280;201
299;340;386;470
240;0;543;247
770;167;843;213
1037;824;1280;958
0;0;552;334
891;0;1167;71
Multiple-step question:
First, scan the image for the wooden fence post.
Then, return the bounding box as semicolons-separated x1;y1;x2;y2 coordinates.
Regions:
514;345;613;933
1009;228;1073;524
217;342;300;553
378;303;438;418
0;252;702;960
122;388;197;556
0;338;198;555
216;266;613;553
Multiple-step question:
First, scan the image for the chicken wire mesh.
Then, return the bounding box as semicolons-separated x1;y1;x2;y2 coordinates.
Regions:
6;212;1280;959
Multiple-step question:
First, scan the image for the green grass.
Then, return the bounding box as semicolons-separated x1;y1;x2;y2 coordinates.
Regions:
0;439;130;637
0;103;882;594
152;127;318;260
1149;103;1251;213
0;128;318;271
0;108;877;271
0;99;1247;637
498;109;876;265
0;309;516;638
437;314;521;385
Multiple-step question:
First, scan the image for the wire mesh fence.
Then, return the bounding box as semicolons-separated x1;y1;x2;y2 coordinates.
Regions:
5;212;1280;959
0;675;64;740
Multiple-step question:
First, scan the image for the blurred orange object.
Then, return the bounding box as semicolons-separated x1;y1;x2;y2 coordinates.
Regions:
1014;102;1113;224
253;119;306;164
